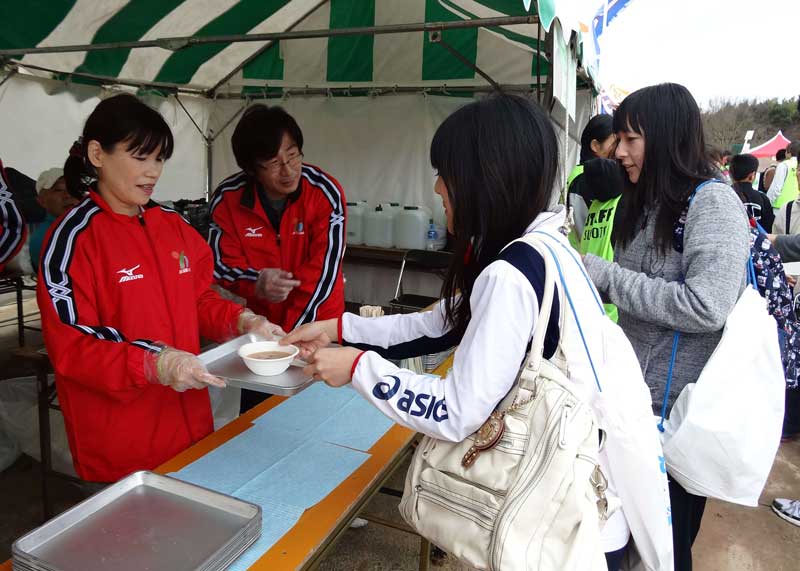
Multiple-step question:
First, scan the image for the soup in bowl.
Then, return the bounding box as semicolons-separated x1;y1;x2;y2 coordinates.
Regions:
238;341;299;376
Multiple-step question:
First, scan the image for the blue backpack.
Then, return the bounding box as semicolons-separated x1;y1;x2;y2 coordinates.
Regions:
674;180;800;390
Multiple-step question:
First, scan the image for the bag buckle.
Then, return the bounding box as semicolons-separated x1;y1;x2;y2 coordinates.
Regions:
590;464;609;521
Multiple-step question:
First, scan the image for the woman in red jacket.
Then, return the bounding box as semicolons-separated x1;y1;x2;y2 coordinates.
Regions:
38;94;281;483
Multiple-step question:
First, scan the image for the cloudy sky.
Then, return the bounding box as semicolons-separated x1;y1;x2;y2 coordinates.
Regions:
596;0;798;108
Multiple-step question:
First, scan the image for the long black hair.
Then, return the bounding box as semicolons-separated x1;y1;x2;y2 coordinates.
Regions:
579;114;614;163
64;93;174;198
432;93;559;336
612;83;716;251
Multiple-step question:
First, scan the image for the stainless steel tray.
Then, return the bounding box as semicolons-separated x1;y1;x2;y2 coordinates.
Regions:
13;471;261;571
198;333;315;395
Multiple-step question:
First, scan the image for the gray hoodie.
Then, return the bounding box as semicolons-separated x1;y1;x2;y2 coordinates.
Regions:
584;182;750;414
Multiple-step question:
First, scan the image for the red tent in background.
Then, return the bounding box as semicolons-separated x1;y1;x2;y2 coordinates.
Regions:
748;131;791;158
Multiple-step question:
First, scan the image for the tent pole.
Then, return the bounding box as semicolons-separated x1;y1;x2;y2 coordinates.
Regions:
536;4;542;104
211;84;538;100
206;139;213;202
0;16;538;58
210;102;250;142
4;61;205;95
0;68;18;89
174;95;206;139
429;32;501;92
208;0;330;97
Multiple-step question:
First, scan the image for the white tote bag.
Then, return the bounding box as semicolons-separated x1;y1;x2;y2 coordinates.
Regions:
537;234;674;571
659;285;785;506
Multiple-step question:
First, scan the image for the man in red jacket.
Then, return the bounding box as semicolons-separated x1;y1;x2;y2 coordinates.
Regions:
209;107;346;335
0;159;27;273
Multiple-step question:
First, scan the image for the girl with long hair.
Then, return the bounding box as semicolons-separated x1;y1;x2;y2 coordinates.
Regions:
584;83;751;570
282;93;647;569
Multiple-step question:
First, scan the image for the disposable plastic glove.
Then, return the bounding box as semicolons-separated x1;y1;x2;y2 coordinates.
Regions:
144;346;226;392
238;309;286;340
255;268;301;303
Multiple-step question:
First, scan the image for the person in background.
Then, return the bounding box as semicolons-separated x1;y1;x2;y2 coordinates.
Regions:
38;94;283;483
768;141;799;211
584;83;750;571
566;114;618;245
28;168;79;271
566;115;625;321
0;159;26;273
208;105;346;412
721;150;732;180
766;171;800;525
708;146;732;184
730;154;774;232
773;150;800;236
759;148;786;194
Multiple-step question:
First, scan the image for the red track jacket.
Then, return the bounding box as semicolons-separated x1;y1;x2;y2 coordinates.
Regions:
0;159;26;272
208;164;346;330
38;191;243;482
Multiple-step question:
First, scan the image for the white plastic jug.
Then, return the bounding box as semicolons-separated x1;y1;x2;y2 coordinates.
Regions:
346;202;366;245
364;205;394;248
395;206;430;250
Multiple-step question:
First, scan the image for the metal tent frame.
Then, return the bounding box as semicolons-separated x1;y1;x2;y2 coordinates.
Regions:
0;3;590;200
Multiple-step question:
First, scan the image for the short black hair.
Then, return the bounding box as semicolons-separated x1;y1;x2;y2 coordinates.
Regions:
730;154;759;181
65;93;174;196
777;149;787;161
579;114;614;162
231;105;303;173
789;141;800;157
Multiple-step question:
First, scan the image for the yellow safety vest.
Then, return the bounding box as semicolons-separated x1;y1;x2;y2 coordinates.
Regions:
566;165;584;248
578;195;620;323
773;157;799;209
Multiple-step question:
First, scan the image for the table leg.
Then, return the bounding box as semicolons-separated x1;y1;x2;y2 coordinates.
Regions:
419;538;431;571
15;278;24;347
36;364;52;521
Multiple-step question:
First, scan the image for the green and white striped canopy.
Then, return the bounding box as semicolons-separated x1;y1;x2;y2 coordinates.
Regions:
0;0;588;98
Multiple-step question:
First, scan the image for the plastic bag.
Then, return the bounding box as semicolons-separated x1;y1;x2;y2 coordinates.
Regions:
0;376;76;476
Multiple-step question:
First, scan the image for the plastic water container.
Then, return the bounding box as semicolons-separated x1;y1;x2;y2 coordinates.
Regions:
364;205;394;248
346;201;366;245
395;206;430;250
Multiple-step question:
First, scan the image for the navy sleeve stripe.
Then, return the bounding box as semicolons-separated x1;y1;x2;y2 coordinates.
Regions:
293;165;346;327
347;328;463;361
40;198;128;343
208;173;260;283
498;242;560;360
0;167;25;264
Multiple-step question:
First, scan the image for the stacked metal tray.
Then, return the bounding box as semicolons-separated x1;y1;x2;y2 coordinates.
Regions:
13;471;261;571
199;333;315;395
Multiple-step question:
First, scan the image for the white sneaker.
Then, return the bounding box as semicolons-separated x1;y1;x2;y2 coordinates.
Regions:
349;517;369;529
772;498;800;527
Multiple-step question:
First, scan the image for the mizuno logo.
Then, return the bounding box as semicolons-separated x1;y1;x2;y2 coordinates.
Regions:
117;264;144;283
372;375;448;422
245;226;263;237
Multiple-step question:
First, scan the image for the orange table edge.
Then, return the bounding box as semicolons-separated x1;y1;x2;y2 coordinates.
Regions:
2;355;454;571
156;394;416;570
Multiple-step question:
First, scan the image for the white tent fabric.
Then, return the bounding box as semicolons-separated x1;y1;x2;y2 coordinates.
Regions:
0;74;210;201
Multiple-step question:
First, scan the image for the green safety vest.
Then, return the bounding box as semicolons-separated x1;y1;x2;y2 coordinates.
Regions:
578;195;621;323
566;165;584;248
773;157;799;209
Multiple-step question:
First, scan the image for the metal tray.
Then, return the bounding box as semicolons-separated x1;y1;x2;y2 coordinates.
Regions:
13;471;260;571
198;333;315;395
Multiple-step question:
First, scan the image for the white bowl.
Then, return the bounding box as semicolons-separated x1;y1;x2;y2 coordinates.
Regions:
238;341;299;376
